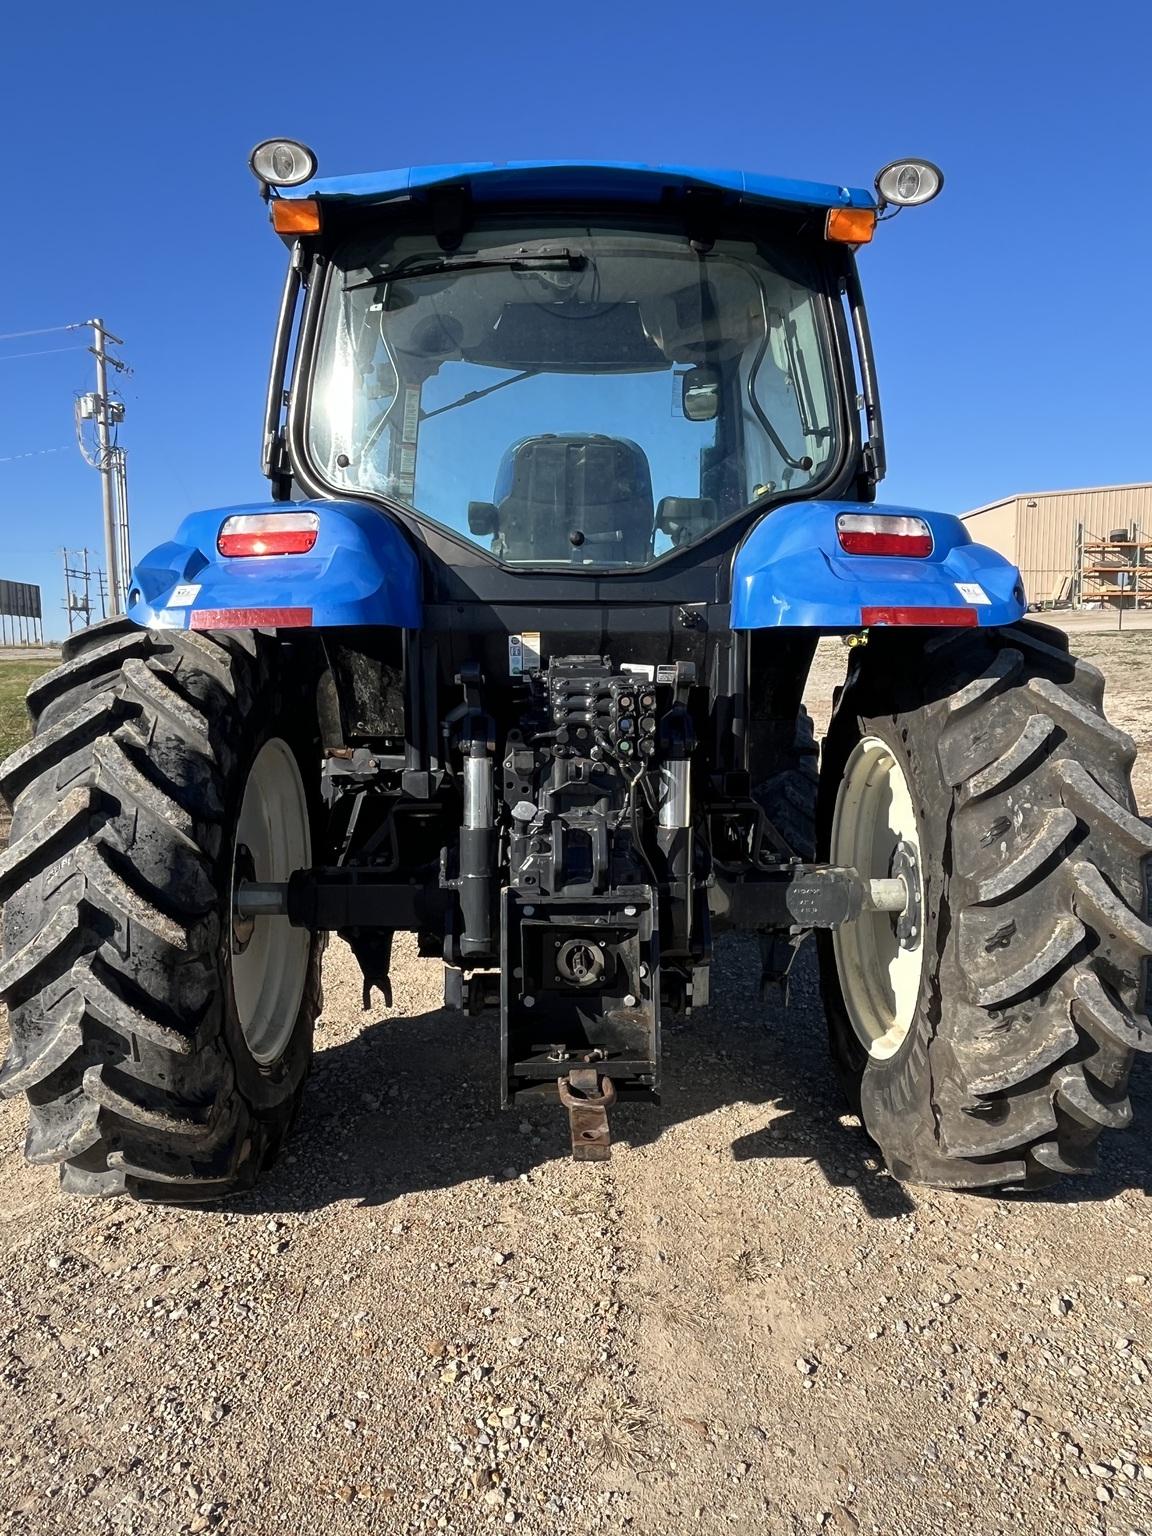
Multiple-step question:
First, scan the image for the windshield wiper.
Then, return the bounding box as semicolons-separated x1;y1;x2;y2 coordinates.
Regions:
351;367;540;466
420;369;539;422
345;249;586;293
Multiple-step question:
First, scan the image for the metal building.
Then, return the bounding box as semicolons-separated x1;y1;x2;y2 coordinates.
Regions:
962;482;1152;611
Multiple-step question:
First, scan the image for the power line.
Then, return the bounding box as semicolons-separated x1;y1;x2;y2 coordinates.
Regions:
0;445;72;464
0;345;90;363
0;322;85;343
1;319;133;617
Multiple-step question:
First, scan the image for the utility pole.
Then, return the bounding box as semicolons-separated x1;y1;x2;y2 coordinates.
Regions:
112;444;132;601
60;548;105;633
90;319;121;615
76;320;130;614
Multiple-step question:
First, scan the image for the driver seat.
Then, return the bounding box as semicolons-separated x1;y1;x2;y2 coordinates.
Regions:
472;435;654;564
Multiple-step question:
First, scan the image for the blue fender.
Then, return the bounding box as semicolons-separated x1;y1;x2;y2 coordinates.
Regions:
127;500;422;631
731;502;1026;629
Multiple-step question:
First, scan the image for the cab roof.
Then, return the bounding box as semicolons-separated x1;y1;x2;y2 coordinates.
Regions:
286;159;876;214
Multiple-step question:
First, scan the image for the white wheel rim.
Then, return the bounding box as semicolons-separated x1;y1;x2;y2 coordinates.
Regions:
830;735;925;1060
231;738;311;1065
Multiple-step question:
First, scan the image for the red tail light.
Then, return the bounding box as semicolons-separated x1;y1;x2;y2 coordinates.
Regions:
218;512;319;557
837;513;933;557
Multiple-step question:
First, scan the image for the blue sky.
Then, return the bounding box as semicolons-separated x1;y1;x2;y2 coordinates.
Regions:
2;0;1149;636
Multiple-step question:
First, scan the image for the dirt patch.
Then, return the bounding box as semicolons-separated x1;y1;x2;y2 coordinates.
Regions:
0;631;1149;1536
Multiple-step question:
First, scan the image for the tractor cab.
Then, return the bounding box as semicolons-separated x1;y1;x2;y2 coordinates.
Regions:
297;208;844;569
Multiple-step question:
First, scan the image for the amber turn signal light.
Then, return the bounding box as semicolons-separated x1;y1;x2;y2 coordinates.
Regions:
270;198;321;235
825;207;877;245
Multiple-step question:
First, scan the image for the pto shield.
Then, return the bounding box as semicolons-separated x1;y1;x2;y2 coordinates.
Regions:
731;501;1026;629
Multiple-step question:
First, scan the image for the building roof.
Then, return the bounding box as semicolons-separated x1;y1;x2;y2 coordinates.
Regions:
287;160;876;214
964;482;1152;518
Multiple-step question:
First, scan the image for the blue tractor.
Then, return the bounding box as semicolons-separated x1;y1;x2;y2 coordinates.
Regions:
2;145;1147;1198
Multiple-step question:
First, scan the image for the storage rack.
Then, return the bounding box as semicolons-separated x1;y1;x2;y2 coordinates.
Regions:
1074;522;1152;612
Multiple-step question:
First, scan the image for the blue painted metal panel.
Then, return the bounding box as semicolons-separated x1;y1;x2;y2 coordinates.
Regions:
290;160;875;214
731;502;1026;629
127;500;422;630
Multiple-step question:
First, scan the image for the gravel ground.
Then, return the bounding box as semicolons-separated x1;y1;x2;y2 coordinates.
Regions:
1;631;1150;1536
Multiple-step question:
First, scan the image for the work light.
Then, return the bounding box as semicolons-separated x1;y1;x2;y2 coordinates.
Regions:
249;139;318;189
874;159;944;208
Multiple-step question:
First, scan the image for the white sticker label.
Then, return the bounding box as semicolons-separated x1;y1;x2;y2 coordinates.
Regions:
509;632;542;676
955;582;990;604
402;387;421;444
168;584;201;607
620;663;655;680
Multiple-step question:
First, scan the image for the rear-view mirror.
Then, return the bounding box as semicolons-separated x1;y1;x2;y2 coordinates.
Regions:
681;365;720;422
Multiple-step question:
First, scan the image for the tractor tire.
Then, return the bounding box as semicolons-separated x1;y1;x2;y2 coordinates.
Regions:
0;617;324;1200
754;707;819;860
817;620;1151;1190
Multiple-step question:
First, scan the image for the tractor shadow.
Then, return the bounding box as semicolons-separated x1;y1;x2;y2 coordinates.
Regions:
246;935;1151;1220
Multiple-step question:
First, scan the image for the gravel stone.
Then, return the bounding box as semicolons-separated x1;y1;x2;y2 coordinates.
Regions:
0;634;1149;1536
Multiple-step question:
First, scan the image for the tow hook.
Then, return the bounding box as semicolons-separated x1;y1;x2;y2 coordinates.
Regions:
558;1068;617;1161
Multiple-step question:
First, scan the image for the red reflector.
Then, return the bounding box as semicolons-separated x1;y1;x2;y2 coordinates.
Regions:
838;531;934;557
218;530;318;557
862;606;979;628
190;607;313;630
217;512;319;557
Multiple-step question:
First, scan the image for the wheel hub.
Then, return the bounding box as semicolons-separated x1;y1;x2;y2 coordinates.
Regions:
891;838;923;950
232;844;257;952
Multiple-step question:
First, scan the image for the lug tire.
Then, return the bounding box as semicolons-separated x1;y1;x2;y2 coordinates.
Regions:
817;621;1151;1190
755;707;819;861
0;617;324;1201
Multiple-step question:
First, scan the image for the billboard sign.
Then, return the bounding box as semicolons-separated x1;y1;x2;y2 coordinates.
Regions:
0;580;42;620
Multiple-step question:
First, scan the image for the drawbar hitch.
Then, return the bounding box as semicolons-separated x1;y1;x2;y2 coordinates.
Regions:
557;1069;617;1161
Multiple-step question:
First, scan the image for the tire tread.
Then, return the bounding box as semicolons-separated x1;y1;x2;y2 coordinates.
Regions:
0;616;320;1200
